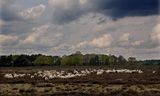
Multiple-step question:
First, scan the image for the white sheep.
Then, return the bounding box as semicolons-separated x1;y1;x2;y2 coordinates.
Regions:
152;71;156;74
4;73;13;78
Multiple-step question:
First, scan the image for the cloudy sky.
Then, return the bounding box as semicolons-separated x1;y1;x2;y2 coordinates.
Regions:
0;0;160;60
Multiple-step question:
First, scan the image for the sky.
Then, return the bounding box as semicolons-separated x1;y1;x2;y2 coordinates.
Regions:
0;0;160;60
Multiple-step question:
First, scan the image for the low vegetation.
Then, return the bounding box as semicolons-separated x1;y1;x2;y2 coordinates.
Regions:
0;67;160;96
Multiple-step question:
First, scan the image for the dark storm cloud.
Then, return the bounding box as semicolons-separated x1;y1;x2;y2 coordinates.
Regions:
0;0;23;21
90;0;159;19
1;22;35;35
52;8;84;24
51;0;159;24
1;7;22;21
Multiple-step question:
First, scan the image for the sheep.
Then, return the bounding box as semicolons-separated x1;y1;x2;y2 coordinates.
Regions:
4;73;13;79
152;71;156;74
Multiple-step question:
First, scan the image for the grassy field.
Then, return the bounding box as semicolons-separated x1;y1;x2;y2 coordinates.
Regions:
0;66;160;96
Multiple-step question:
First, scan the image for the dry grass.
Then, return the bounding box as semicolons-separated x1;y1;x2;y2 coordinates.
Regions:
0;66;160;96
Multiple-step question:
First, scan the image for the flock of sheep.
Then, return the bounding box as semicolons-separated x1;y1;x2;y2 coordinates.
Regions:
3;69;148;80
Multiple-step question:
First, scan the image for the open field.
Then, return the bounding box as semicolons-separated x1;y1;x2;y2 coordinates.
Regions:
0;66;160;96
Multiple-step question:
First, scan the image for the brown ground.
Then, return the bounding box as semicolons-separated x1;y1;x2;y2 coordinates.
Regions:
0;66;160;96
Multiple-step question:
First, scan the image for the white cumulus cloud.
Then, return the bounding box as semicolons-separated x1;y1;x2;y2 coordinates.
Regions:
118;33;130;46
79;0;88;5
48;0;77;9
0;34;18;45
18;4;46;20
131;40;144;46
151;23;160;43
89;34;113;48
73;34;113;49
23;25;49;44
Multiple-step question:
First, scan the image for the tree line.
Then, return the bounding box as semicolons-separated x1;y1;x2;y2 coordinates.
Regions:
0;51;159;67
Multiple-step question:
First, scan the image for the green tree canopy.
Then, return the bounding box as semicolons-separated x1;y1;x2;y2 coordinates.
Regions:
34;55;54;66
